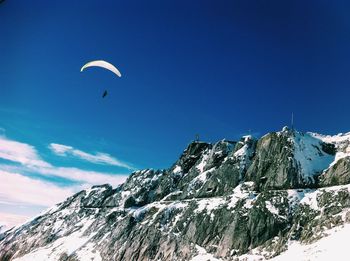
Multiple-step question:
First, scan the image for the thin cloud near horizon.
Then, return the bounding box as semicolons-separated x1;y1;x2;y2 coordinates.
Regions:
0;133;131;228
0;170;75;207
49;143;136;170
0;135;131;184
0;135;51;168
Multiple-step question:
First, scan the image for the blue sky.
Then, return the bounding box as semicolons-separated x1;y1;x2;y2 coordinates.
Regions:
1;0;350;226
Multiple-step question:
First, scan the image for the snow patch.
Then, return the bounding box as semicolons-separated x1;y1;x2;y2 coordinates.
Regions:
227;183;256;210
75;243;102;261
188;167;216;194
196;153;210;173
265;201;279;215
173;165;182;174
293;132;334;183
13;218;96;261
310;132;350;168
195;197;226;216
190;245;222;261
271;223;350;261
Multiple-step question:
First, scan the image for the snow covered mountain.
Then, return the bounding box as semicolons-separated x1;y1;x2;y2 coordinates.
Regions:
1;127;350;260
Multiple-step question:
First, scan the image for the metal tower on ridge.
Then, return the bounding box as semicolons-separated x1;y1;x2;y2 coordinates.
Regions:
195;134;199;142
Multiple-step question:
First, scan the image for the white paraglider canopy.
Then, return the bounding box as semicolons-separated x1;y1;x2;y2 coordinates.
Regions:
80;60;122;77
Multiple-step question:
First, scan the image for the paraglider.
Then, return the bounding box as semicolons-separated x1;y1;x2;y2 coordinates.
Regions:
80;60;121;98
80;60;121;77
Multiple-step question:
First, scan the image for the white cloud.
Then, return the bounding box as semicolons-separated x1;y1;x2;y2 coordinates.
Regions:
32;165;129;186
48;143;73;155
0;168;128;229
0;136;131;186
0;170;75;207
49;143;135;170
0;136;51;168
0;170;76;233
0;136;132;229
0;212;30;232
0;162;129;188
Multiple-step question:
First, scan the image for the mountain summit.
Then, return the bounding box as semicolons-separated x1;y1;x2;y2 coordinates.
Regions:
1;128;350;260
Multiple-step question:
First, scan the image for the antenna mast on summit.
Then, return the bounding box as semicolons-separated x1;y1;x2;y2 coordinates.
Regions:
195;134;199;142
291;112;294;131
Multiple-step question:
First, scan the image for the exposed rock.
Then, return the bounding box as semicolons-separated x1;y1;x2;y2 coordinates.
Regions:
245;131;299;190
320;157;350;186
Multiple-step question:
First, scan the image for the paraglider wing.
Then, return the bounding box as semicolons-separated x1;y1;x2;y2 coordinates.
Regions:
80;60;122;77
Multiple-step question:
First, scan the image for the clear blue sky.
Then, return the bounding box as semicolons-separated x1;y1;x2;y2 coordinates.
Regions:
1;0;350;171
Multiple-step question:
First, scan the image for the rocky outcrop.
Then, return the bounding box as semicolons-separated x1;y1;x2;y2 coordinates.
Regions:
246;128;336;191
320;157;350;186
245;130;298;190
1;128;350;261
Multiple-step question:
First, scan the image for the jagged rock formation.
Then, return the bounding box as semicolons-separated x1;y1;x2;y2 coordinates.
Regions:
1;128;350;260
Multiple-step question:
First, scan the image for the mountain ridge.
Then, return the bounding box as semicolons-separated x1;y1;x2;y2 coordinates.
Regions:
1;127;350;260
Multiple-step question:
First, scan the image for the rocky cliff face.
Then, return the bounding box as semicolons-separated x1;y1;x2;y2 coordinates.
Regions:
1;128;350;261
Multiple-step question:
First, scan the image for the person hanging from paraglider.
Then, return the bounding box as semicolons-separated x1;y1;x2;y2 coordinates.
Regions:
80;60;121;98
